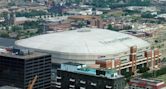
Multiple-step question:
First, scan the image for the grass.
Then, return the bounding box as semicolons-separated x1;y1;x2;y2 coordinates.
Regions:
111;12;123;17
108;10;124;17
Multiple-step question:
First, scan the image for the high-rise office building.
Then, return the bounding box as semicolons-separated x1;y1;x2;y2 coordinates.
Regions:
0;48;51;89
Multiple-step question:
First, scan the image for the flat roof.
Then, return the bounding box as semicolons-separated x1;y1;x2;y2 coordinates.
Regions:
68;15;99;20
0;51;50;60
131;78;164;84
59;69;123;80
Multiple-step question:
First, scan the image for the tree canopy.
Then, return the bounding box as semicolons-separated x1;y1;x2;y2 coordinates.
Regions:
16;10;47;17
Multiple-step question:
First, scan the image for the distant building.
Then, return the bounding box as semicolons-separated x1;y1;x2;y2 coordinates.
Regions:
54;62;125;89
129;78;166;89
67;8;103;16
158;0;166;3
4;12;15;25
0;48;51;89
120;30;152;38
13;17;36;25
47;22;71;32
68;15;104;28
5;12;36;25
125;6;158;12
155;14;166;20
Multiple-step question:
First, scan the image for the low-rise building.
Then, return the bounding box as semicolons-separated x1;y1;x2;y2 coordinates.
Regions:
129;78;166;89
68;15;105;28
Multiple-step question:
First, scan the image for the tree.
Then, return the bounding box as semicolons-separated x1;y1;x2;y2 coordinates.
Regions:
107;24;113;30
91;0;108;8
128;0;151;6
22;21;39;29
141;66;166;78
16;10;47;17
78;21;85;28
0;32;9;38
142;72;153;78
138;67;149;73
75;0;81;4
8;2;16;6
11;26;22;32
122;71;133;82
141;12;156;18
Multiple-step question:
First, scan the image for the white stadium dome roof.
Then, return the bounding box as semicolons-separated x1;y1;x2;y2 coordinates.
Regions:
15;28;150;55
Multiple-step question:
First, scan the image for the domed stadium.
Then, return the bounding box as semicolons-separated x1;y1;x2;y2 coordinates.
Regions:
15;28;150;64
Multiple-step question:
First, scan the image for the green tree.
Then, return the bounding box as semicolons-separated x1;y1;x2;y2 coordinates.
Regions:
122;71;133;82
8;2;16;6
138;67;149;73
142;72;153;78
92;0;108;8
0;32;9;38
75;0;81;4
107;24;113;30
16;10;47;17
141;12;156;18
78;21;85;28
22;21;39;29
11;26;22;32
128;0;151;6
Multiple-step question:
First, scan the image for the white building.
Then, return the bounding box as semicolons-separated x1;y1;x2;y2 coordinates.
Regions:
16;28;150;64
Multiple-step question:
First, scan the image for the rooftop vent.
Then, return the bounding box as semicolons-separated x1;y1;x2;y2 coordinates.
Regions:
4;47;33;56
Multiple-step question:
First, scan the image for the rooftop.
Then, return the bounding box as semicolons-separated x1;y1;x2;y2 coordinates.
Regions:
16;28;150;55
61;62;123;79
68;15;99;20
45;16;68;22
131;78;165;85
0;48;50;60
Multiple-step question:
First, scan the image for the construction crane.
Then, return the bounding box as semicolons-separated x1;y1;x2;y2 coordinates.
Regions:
27;75;38;89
